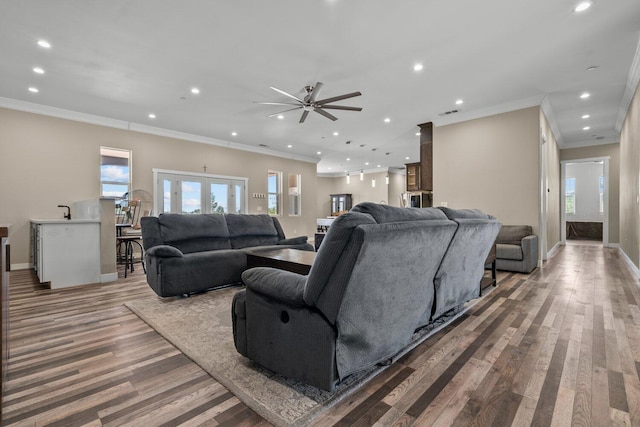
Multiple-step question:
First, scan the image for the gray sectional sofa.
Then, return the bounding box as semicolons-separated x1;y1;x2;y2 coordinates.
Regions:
232;203;501;391
140;213;313;297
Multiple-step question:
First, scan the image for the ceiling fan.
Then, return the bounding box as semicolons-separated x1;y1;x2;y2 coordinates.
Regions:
256;82;362;123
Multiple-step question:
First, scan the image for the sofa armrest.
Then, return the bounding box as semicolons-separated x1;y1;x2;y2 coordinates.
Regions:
242;267;307;306
146;244;184;258
521;235;538;252
521;235;538;272
278;236;308;246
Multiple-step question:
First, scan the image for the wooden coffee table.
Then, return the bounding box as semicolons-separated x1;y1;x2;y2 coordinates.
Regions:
246;248;316;275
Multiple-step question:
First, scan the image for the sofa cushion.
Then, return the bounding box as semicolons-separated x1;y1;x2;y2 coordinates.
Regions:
226;214;279;248
496;225;533;245
438;207;493;219
158;213;231;254
496;243;523;261
351;202;447;223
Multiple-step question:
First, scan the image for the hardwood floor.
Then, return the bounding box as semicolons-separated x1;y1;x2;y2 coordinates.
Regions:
2;243;640;426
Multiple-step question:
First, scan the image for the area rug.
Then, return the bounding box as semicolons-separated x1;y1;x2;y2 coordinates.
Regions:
125;286;476;427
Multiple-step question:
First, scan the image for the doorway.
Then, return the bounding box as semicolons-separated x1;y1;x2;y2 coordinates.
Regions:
560;157;609;245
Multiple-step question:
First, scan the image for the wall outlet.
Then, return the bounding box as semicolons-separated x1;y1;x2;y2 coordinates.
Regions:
440;201;448;207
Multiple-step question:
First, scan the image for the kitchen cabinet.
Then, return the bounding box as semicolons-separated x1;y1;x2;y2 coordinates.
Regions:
31;220;100;288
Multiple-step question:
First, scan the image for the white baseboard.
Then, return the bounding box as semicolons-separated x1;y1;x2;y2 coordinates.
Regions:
605;243;620;249
547;241;562;259
10;263;31;271
101;273;118;283
618;248;640;278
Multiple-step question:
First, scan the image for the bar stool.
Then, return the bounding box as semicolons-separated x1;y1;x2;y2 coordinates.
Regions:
117;235;145;278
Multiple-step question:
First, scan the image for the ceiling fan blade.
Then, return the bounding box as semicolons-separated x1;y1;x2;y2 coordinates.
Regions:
316;91;362;105
267;106;302;118
270;86;304;103
299;110;310;123
314;107;338;121
318;105;363;111
307;82;324;102
254;101;301;106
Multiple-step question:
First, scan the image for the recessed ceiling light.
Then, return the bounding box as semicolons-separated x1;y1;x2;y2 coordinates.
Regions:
582;114;590;119
377;165;381;168
317;151;322;155
583;126;591;130
413;63;424;72
384;118;391;123
405;156;410;160
28;87;38;93
231;131;237;136
191;87;200;94
416;132;421;136
365;162;369;166
33;67;44;74
148;113;156;119
455;99;464;105
277;115;284;120
37;40;51;48
580;92;590;99
573;1;592;12
287;144;292;148
333;131;339;136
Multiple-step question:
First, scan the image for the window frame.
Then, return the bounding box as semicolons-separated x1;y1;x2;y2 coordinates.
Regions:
565;177;576;215
287;173;301;216
267;170;282;216
100;146;132;199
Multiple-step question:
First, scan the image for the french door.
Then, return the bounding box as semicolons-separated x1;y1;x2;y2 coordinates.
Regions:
154;170;247;215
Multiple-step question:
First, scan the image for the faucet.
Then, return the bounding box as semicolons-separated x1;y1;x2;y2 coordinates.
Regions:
57;205;71;220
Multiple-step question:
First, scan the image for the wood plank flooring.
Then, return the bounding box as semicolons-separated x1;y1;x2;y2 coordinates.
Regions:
2;242;640;426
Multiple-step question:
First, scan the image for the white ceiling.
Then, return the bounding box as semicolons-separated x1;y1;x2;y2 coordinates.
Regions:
1;1;639;175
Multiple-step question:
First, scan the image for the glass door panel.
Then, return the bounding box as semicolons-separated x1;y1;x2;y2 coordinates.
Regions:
180;180;202;214
233;182;243;214
162;179;173;214
210;182;228;214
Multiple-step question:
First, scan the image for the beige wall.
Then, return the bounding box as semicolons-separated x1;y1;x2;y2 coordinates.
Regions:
433;107;541;235
560;143;620;245
315;171;404;219
541;109;561;254
619;83;640;268
0;108;317;267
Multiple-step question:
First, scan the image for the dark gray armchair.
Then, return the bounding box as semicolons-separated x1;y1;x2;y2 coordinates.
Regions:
232;203;500;391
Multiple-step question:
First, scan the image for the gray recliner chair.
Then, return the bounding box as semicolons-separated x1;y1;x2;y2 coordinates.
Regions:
495;225;538;273
231;203;500;391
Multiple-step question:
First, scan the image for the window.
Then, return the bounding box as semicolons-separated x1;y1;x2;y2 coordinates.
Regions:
288;173;301;216
155;170;246;215
267;170;281;215
599;175;604;214
565;177;576;215
100;147;131;198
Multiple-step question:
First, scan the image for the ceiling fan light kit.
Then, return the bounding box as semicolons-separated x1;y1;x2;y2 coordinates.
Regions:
256;81;362;123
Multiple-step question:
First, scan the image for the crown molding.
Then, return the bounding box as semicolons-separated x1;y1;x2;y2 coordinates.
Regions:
615;35;640;132
560;137;619;150
540;95;564;147
431;94;546;127
0;97;319;164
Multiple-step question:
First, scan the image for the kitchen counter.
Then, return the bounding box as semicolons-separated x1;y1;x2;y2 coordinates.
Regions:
30;219;100;224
